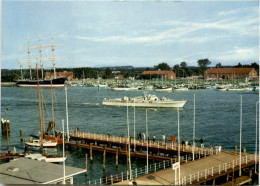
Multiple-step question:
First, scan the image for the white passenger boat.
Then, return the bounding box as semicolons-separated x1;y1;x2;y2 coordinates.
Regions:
102;94;187;108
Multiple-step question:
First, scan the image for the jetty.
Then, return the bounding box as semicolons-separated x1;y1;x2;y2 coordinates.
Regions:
64;132;258;185
66;132;213;163
115;151;257;185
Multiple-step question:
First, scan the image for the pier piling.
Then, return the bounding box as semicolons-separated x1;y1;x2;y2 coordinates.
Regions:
103;146;106;170
116;147;118;167
85;154;88;175
20;130;23;142
90;144;93;162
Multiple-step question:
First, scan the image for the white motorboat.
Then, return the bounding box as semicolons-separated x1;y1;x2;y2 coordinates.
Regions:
154;86;172;92
173;87;189;91
109;86;139;91
25;139;57;148
102;94;187;108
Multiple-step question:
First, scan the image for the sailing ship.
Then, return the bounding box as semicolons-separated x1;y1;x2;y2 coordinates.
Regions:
16;37;66;88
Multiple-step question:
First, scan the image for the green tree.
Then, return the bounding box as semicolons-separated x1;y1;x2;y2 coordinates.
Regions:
180;61;188;77
180;61;187;69
198;58;211;75
154;62;171;70
251;62;259;69
104;67;112;79
173;64;180;77
235;63;242;68
216;63;222;68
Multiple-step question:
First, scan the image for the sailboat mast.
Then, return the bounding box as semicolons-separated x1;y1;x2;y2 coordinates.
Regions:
41;90;45;135
19;48;23;80
39;38;44;80
51;36;57;79
28;40;32;80
36;64;43;146
51;80;55;136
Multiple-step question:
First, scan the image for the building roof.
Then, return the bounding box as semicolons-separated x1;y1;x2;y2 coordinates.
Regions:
205;68;254;74
0;158;86;184
142;70;175;75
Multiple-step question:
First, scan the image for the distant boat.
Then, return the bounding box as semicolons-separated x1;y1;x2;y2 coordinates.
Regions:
109;86;139;91
173;87;189;91
102;94;187;108
227;87;253;91
16;37;66;88
16;78;66;88
215;85;228;91
154;86;172;92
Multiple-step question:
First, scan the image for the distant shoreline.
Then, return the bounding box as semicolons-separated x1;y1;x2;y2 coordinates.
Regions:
1;82;16;87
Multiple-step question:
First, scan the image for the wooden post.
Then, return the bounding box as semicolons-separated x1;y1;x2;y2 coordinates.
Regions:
103;146;106;170
85;154;88;175
116;147;118;167
20;130;23;142
90;143;93;162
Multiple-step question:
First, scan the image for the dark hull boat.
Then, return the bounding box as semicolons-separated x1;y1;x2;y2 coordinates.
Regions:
16;78;66;88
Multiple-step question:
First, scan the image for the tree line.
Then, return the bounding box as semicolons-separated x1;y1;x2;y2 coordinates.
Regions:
1;59;259;82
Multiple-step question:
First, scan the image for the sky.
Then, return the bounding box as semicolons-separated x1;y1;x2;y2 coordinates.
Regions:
1;0;259;69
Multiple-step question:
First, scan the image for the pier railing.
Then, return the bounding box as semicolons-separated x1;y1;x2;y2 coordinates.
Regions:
86;159;174;185
71;131;217;156
86;153;256;185
179;153;255;185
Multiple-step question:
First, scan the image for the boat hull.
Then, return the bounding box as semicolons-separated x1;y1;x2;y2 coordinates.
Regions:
102;100;187;108
109;87;139;91
25;140;57;147
154;88;172;92
16;78;66;88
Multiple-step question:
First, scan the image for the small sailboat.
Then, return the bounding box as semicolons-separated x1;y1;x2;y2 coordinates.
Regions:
25;64;57;148
25;139;57;147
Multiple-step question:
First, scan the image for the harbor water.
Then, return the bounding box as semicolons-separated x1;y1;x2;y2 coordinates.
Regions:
0;86;258;183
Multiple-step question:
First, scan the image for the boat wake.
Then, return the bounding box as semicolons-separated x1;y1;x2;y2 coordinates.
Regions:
82;102;100;106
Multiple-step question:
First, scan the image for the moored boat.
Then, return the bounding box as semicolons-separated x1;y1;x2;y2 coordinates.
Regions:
102;94;187;108
16;78;66;88
25;153;66;163
25;139;57;147
154;86;172;92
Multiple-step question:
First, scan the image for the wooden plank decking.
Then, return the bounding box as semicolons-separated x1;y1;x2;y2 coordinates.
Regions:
115;152;258;185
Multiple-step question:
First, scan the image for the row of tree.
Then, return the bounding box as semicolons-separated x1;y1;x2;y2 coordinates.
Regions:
1;59;258;82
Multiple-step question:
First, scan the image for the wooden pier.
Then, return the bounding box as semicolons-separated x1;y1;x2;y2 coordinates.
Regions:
115;151;258;185
65;132;258;185
66;132;213;163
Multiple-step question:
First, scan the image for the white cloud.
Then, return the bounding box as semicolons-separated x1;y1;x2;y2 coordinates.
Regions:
74;13;258;46
212;46;259;64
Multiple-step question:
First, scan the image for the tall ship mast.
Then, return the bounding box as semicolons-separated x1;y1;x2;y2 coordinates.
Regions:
16;37;66;88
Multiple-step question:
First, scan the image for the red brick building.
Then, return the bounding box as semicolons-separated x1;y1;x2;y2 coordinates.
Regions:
204;68;258;80
114;74;124;79
45;71;74;80
141;70;176;80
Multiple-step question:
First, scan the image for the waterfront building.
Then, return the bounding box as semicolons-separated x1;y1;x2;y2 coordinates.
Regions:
204;68;258;80
114;74;124;79
45;71;74;80
0;158;85;184
141;70;176;80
